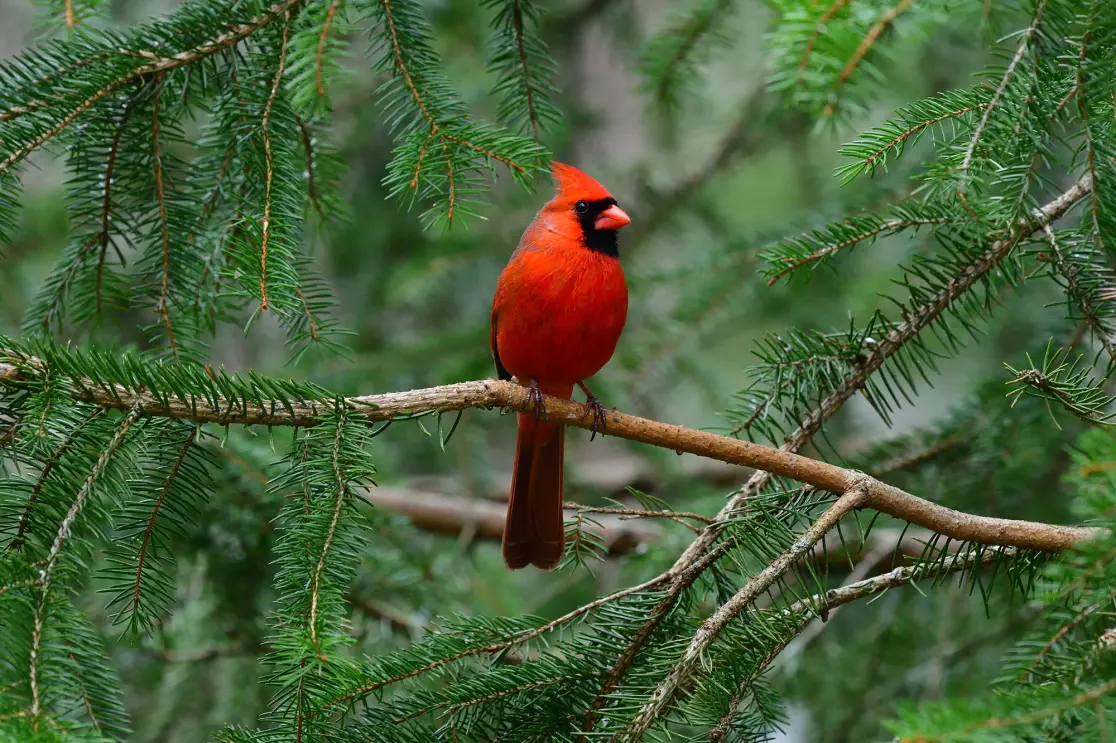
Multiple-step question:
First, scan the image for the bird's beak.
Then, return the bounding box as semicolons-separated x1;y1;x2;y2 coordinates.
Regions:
595;204;631;231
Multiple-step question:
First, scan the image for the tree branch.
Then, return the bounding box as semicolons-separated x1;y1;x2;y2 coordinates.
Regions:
359;487;660;554
0;361;1100;553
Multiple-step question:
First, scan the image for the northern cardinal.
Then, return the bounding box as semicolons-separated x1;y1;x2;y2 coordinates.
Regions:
490;162;631;570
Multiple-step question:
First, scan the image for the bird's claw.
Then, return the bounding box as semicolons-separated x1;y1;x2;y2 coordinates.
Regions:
581;395;608;441
525;380;547;423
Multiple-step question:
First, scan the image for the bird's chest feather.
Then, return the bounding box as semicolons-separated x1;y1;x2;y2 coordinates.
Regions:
495;246;628;385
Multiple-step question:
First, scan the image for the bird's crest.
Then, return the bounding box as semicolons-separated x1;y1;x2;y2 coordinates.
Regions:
550;161;612;201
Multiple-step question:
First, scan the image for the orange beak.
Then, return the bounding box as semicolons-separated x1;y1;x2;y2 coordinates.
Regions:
594;204;631;231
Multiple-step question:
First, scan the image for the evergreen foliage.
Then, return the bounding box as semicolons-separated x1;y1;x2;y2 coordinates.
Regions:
0;0;1115;741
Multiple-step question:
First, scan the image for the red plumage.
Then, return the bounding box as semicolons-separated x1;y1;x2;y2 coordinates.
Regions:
491;162;631;570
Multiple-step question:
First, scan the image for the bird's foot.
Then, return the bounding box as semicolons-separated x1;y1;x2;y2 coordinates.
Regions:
577;382;608;441
525;379;547;422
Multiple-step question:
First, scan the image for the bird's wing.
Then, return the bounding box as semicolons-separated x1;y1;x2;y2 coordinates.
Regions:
490;311;511;381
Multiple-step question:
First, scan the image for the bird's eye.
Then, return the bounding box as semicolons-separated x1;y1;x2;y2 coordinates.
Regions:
575;200;589;214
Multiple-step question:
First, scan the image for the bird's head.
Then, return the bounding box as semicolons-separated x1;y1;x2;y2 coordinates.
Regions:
544;161;631;257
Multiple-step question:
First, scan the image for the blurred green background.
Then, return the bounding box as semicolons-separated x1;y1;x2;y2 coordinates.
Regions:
0;1;1074;740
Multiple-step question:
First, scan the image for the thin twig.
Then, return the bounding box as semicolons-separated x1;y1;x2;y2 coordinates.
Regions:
95;93;138;313
959;0;1048;185
133;428;197;619
1043;225;1116;365
8;407;104;551
823;0;914;119
509;0;540;140
315;573;672;716
798;0;849;77
309;410;349;654
854;102;988;171
151;72;178;359
563;502;714;525
712;546;1016;738
297;117;325;221
29;406;142;716
258;11;293;312
315;0;343;97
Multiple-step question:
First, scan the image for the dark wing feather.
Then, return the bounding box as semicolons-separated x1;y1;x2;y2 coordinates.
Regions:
491;312;511;381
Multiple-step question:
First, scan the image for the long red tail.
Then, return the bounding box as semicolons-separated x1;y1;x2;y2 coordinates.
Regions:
502;412;566;570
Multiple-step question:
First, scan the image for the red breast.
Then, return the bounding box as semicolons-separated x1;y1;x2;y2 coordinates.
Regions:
491;162;631;390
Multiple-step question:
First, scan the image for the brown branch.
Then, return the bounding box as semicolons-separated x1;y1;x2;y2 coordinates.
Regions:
823;0;914;119
258;11;293;312
0;364;1101;554
315;0;343;97
358;487;659;554
297;117;325;220
65;0;76;29
133;429;197;618
0;0;303;177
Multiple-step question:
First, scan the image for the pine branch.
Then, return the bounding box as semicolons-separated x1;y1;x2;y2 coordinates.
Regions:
0;0;303;177
711;545;1018;738
622;485;870;739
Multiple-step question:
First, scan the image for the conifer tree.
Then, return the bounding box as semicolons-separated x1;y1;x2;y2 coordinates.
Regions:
0;0;1114;741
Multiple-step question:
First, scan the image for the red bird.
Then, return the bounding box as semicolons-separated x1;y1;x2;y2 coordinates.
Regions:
490;162;631;570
